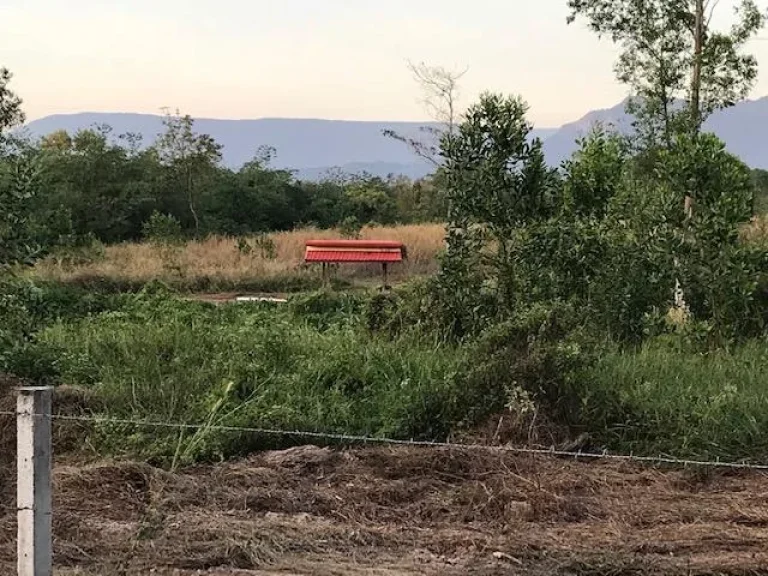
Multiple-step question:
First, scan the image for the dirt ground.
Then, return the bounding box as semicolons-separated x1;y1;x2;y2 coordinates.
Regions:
2;444;768;576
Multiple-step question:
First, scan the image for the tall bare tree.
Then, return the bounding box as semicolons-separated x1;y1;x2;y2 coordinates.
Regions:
383;61;467;167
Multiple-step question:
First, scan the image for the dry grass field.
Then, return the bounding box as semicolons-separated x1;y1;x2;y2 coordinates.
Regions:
32;224;446;292
741;214;768;245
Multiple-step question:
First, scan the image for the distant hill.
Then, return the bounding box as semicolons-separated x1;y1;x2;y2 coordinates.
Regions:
542;97;768;169
22;98;768;179
22;113;556;180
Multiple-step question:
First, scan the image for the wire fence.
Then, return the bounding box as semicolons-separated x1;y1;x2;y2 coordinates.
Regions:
3;409;768;471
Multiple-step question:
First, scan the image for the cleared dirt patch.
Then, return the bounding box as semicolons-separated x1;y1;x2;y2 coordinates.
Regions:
2;445;768;575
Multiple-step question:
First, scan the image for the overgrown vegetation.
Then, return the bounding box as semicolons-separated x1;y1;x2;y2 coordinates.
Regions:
3;0;768;466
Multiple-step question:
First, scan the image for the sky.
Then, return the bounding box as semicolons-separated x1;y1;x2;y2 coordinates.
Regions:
2;0;768;128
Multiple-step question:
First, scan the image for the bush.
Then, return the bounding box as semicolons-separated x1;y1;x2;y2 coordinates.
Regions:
142;211;184;245
0;278;123;382
463;301;597;423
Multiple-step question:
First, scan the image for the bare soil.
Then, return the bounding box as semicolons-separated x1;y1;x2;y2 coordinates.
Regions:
2;443;768;576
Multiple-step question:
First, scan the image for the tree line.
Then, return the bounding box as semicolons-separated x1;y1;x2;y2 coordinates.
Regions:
0;98;448;259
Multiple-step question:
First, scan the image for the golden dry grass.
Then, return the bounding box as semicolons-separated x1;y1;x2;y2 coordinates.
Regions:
741;214;768;245
33;224;446;291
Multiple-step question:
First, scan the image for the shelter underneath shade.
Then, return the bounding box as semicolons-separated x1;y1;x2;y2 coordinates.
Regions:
304;240;407;288
304;240;406;263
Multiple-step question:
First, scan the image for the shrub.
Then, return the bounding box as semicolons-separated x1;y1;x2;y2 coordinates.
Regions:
142;211;183;245
463;301;597;423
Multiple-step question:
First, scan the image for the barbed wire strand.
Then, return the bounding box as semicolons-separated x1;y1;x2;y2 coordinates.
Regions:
4;410;768;471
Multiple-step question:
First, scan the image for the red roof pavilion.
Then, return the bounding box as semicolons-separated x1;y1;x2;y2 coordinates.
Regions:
304;240;407;263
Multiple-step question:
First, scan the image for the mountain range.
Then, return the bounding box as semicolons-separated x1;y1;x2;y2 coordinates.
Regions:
22;97;768;180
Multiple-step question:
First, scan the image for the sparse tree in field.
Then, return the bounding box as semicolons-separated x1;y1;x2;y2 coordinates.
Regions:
154;109;222;236
384;61;467;167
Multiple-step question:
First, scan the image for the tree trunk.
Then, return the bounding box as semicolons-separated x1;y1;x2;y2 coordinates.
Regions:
690;0;705;134
187;166;199;236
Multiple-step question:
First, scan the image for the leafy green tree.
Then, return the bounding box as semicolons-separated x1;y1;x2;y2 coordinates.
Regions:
0;68;24;134
154;110;222;235
561;126;628;217
439;92;555;317
567;0;766;144
300;180;348;228
0;139;43;268
0;69;44;269
35;126;159;243
343;175;398;225
206;147;303;234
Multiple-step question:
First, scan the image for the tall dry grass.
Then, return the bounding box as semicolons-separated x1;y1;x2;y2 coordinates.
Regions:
33;224;446;292
741;214;768;246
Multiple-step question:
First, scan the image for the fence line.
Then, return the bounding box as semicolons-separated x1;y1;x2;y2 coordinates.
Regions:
3;409;768;471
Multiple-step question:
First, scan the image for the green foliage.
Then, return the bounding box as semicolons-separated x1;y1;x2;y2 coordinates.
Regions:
576;338;768;460
436;92;556;330
142;211;183;245
343;176;399;225
0;67;24;132
338;215;363;239
442;93;555;234
0;279;123;381
658;133;754;242
0;136;45;268
462;301;596;424
287;290;366;330
32;291;471;464
154;110;223;235
567;0;766;142
0;121;448;246
561;127;628;217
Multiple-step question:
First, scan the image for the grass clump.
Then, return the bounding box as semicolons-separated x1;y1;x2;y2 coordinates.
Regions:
32;289;471;465
577;338;768;461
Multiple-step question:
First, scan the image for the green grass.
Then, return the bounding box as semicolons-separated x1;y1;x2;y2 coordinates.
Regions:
7;279;768;465
578;339;768;461
33;289;471;464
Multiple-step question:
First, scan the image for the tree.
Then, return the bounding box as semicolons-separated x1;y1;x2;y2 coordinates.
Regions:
561;126;629;218
567;0;766;144
0;68;24;134
384;62;467;167
568;0;766;311
0;70;42;268
440;93;555;311
154;110;222;235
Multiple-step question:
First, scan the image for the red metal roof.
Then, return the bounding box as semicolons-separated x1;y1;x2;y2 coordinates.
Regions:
305;240;405;249
305;250;403;263
304;239;406;263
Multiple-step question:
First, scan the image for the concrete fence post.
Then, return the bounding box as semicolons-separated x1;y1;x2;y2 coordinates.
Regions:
17;386;53;576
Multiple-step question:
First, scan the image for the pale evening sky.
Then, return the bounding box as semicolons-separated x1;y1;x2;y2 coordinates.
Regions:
2;0;768;127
